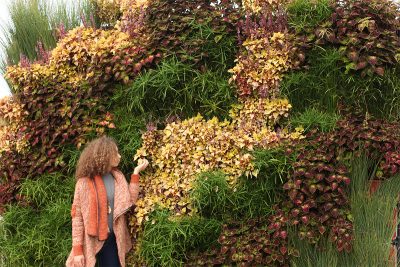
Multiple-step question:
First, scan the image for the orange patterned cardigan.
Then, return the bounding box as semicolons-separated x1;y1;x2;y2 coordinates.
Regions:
65;169;140;267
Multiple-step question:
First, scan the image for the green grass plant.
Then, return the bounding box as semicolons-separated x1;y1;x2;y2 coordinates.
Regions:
287;0;333;32
291;236;341;267
290;107;339;133
290;154;400;267
251;146;298;184
0;0;95;71
111;57;236;121
139;208;222;267
0;172;75;266
191;169;279;221
106;106;146;174
347;155;400;267
281;46;400;120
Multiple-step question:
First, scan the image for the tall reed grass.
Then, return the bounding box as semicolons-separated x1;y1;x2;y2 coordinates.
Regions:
0;0;95;72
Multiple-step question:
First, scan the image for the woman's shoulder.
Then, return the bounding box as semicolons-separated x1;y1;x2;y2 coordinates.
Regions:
75;177;90;190
111;168;125;177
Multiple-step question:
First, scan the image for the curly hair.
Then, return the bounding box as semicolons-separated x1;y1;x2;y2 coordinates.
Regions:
75;136;118;179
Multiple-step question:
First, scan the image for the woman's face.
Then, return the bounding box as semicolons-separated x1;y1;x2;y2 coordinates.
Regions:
110;145;121;168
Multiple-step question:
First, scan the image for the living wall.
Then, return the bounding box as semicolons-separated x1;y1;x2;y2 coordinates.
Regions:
0;0;400;266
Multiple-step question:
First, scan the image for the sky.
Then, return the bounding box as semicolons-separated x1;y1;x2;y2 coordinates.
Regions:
0;0;11;98
0;0;76;99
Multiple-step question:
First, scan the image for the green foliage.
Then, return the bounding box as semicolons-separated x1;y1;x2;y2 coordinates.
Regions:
290;236;342;267
287;0;333;32
191;171;278;221
0;172;74;267
252;146;298;184
112;57;236;121
0;0;94;70
106;105;146;173
139;208;222;267
290;108;339;133
348;155;399;266
60;145;82;176
190;171;234;220
19;172;74;208
281;47;400;120
281;47;342;114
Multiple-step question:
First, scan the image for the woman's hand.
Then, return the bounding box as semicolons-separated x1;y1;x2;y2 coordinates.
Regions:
134;158;149;175
73;255;85;267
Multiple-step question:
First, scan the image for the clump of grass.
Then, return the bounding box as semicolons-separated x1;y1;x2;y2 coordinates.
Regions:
1;0;95;70
191;169;279;221
348;155;399;266
112;57;236;121
0;172;75;266
281;46;400;120
139;208;222;267
60;145;82;176
190;171;234;220
251;146;298;184
290;108;339;133
106;106;146;174
281;47;342;114
287;0;333;32
19;172;74;208
290;154;400;266
290;236;341;267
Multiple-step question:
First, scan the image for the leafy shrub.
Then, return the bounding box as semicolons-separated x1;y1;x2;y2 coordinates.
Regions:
327;0;400;77
0;96;28;154
90;0;122;25
131;98;303;241
283;114;400;252
119;0;241;69
186;211;297;266
51;26;158;87
230;3;306;98
229;32;296;98
3;25;155;199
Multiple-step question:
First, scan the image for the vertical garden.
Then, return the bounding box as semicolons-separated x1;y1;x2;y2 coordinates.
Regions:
0;0;400;266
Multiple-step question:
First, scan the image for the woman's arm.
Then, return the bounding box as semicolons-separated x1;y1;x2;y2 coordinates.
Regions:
129;159;149;205
129;173;140;205
71;179;85;258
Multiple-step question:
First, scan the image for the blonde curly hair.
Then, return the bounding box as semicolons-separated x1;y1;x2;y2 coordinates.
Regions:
75;136;119;179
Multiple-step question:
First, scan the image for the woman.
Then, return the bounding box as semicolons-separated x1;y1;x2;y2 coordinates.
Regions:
66;136;149;267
